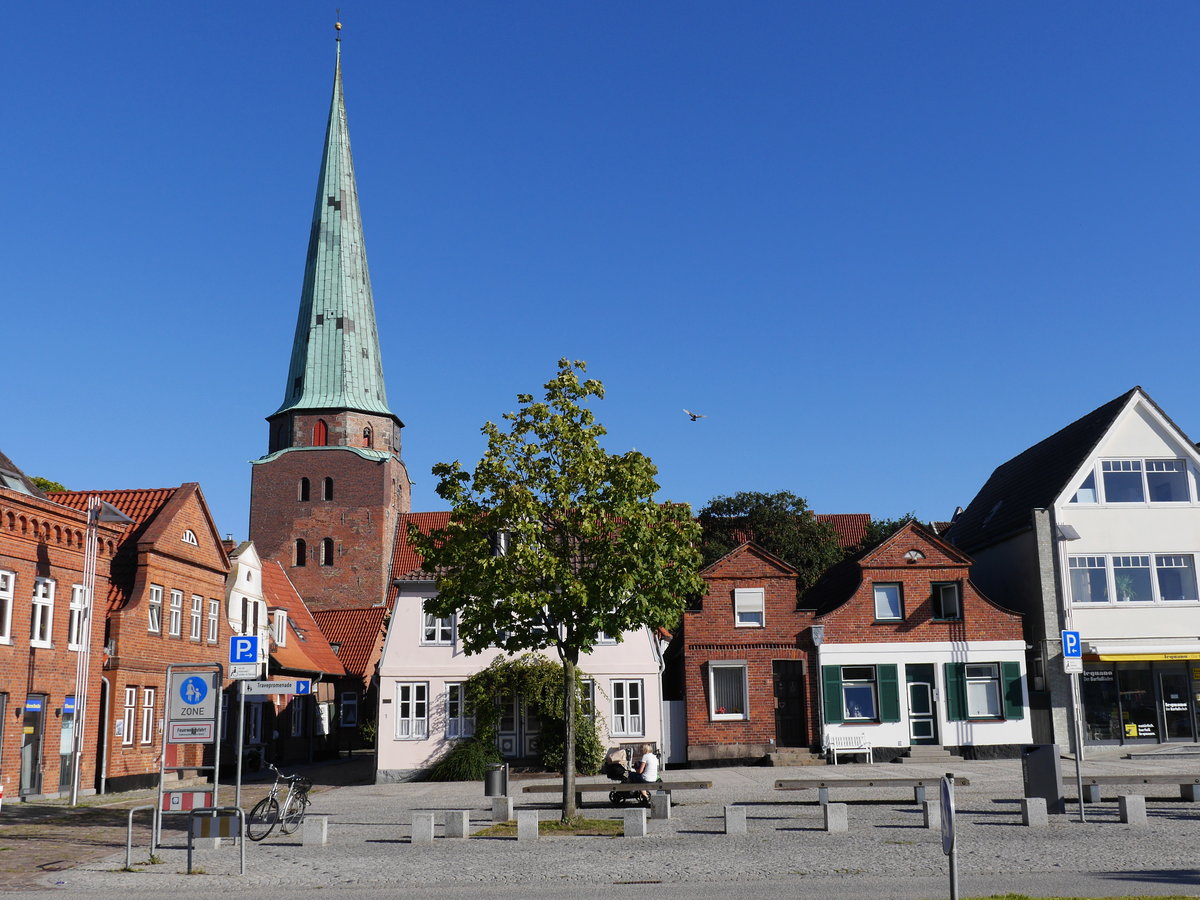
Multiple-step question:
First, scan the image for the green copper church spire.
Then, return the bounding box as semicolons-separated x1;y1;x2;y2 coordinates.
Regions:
274;34;396;420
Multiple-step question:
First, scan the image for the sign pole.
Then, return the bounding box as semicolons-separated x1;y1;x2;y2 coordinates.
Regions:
236;680;245;809
1062;629;1087;823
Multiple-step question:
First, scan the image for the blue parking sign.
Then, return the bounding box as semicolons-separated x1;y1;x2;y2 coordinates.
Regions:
1062;630;1081;658
230;635;259;664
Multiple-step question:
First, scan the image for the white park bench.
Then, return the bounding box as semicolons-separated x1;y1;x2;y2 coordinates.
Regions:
823;733;872;765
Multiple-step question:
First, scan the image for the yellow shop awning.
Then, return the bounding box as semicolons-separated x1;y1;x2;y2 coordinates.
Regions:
1088;641;1200;662
1097;652;1200;661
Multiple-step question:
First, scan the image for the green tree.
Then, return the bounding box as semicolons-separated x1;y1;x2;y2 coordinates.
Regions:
855;512;919;553
698;490;843;594
410;359;705;820
31;477;66;494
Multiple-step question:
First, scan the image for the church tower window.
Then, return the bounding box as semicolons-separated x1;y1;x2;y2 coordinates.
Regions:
324;478;334;501
321;538;335;567
295;539;307;567
299;478;310;502
313;420;328;446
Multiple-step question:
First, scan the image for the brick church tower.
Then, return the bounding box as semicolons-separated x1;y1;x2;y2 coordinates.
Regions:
250;38;411;611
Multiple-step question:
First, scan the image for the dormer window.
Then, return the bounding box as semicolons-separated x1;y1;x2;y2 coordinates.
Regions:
182;529;198;546
273;610;288;646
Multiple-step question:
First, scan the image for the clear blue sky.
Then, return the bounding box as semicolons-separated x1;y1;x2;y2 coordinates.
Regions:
9;2;1200;539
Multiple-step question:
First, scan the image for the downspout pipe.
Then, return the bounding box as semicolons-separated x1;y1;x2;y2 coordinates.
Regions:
99;677;110;794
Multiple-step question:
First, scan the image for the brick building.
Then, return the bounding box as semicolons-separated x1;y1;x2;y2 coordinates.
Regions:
0;451;120;799
249;40;411;613
53;484;232;791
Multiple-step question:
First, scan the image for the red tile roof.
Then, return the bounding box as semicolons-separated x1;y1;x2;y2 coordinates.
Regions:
390;511;451;580
260;560;346;676
311;606;387;682
816;513;872;548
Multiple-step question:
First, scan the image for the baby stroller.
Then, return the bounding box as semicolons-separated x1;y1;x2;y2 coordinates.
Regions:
603;749;651;807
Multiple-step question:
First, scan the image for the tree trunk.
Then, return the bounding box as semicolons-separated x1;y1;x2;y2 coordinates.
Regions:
562;653;578;821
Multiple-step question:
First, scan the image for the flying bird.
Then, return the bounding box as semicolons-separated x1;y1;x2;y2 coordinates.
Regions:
683;409;706;422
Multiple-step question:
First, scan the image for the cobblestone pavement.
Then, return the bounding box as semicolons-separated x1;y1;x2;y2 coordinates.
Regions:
9;746;1200;898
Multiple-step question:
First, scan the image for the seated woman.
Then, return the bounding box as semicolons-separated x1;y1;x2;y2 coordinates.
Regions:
628;743;660;802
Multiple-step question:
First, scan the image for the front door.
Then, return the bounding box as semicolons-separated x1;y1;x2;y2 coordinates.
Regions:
20;695;46;797
496;696;542;760
772;660;807;747
1159;669;1194;740
906;664;938;745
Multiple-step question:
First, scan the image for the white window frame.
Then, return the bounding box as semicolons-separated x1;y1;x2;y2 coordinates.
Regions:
121;686;136;746
0;570;13;643
190;594;202;641
446;683;474;739
1072;457;1194;505
610;679;644;736
273;610;288;646
30;577;55;647
148;584;163;634
394;682;429;739
168;590;183;637
341;691;359;728
182;529;198;545
1068;553;1200;605
873;583;903;621
734;588;765;627
291;696;306;737
68;584;86;651
965;663;1002;718
933;583;962;620
140;687;156;744
422;611;454;646
708;662;749;720
207;598;219;643
841;666;878;721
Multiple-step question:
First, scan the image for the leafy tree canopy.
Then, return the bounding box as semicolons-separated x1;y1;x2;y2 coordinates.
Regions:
410;358;705;817
31;477;66;494
856;512;919;553
698;490;844;593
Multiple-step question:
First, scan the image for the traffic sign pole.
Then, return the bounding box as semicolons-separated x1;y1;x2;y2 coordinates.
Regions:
1062;629;1087;823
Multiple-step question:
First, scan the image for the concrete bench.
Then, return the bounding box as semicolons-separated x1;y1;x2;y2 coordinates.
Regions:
775;776;970;806
823;733;872;764
521;779;712;808
1078;774;1200;803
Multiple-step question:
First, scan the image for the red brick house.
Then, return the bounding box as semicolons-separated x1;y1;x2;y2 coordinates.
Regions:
53;484;232;791
0;451;120;799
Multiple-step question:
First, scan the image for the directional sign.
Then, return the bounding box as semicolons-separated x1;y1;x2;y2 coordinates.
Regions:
242;680;311;696
230;635;259;665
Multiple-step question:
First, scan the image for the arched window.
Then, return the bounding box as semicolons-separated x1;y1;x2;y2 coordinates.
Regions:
299;478;310;502
295;539;307;567
313;420;328;446
323;477;334;501
320;538;335;567
363;426;373;448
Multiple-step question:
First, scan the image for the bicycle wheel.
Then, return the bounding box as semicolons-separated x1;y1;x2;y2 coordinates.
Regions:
246;796;279;841
279;791;308;835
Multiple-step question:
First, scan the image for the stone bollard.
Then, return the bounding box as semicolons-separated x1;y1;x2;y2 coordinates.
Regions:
1119;794;1147;826
1083;784;1103;803
444;810;470;839
650;792;671;820
623;807;648;838
411;811;435;844
1182;783;1200;802
922;799;940;830
303;813;330;845
823;802;848;833
724;805;747;835
492;796;514;823
517;809;539;842
1021;797;1048;827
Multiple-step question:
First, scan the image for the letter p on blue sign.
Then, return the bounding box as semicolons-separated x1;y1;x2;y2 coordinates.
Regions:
230;635;259;664
1062;630;1081;658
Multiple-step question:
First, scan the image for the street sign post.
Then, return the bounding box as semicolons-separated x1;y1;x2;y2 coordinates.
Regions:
241;679;312;696
166;671;219;743
1062;630;1083;673
1062;629;1087;821
229;635;260;665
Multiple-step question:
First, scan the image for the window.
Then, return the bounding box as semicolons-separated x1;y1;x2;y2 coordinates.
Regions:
422;612;454;645
121;687;136;746
580;679;596;719
320;538;334;567
295;539;307;567
944;661;1024;721
168;590;183;636
291;696;307;737
708;662;748;719
299;477;310;502
395;682;428;739
182;529;198;546
0;570;13;642
148;584;163;633
190;595;202;640
341;692;358;728
140;688;156;744
873;583;903;621
30;578;55;647
313;420;328;446
446;683;474;738
241;597;261;636
273;610;288;645
1069;554;1200;604
68;584;86;651
207;599;219;642
822;665;901;724
323;477;334;501
611;679;643;736
932;583;961;620
363;427;373;448
595;631;617;644
1073;458;1192;504
734;588;765;627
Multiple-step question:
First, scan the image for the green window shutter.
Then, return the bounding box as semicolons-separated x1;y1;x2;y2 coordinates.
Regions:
822;666;844;725
944;663;966;721
878;665;901;722
1002;661;1025;720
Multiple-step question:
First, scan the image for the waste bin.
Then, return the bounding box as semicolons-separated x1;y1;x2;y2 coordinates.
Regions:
1021;744;1065;814
484;762;509;798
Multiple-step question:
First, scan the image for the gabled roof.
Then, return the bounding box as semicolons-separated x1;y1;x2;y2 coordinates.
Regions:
949;388;1145;552
700;540;800;578
260;560;346;676
311;606;387;682
389;511;451;583
816;514;871;548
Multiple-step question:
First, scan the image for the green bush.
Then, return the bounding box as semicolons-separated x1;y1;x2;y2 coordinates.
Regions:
427;738;502;782
540;717;604;775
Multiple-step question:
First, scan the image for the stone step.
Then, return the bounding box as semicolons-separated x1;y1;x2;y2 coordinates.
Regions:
895;745;962;764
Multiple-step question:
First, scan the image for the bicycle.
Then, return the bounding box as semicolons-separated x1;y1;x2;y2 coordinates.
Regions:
246;763;313;841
